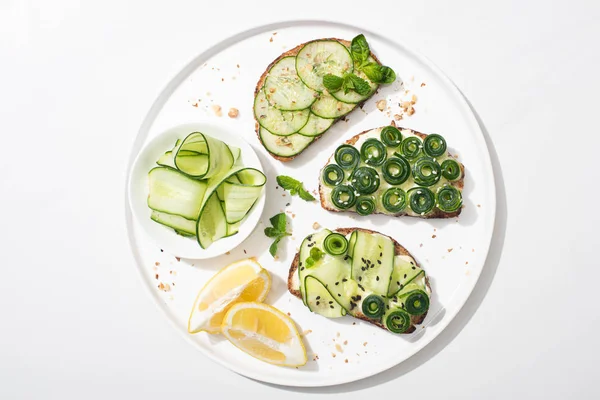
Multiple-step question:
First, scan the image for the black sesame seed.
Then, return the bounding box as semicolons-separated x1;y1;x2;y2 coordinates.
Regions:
379;252;382;257
361;257;366;263
358;276;362;281
316;301;320;305
356;295;361;301
342;278;348;282
412;266;416;270
316;296;320;300
344;255;349;261
286;203;290;207
396;281;400;286
376;276;379;281
350;302;357;310
377;260;381;265
392;297;398;303
329;301;333;304
335;282;339;285
410;261;414;265
386;305;390;310
300;267;305;271
308;243;314;247
330;305;334;309
404;274;407;279
338;293;341;297
307;235;313;241
358;284;365;291
299;261;303;266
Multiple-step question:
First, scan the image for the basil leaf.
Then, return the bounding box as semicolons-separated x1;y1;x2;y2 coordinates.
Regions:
348;74;371;96
350;34;370;66
323;74;344;92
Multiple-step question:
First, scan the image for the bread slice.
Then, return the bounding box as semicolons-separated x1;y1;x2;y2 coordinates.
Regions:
287;227;430;334
254;38;381;162
319;121;466;218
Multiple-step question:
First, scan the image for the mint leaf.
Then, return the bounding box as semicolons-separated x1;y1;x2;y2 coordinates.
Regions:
269;237;281;257
276;175;315;202
264;227;282;238
323;74;343;92
276;175;300;191
348;74;371;96
362;63;396;84
350;34;370;66
298;187;316;201
269;212;287;233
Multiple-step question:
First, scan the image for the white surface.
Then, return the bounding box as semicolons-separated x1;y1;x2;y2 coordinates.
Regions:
1;0;599;398
128;122;265;259
125;21;495;386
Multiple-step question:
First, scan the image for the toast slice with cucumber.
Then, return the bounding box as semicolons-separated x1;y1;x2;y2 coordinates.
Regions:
288;227;431;334
319;121;465;218
254;35;395;161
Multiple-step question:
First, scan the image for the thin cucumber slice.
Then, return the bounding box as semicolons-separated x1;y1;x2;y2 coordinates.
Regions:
150;210;196;236
331;57;379;104
174;132;234;179
147;167;207;220
156;151;175;168
296;40;354;91
222;169;266;223
350;231;395;295
297;112;335;137
253;89;310;136
196;167;266;249
388;256;424;296
264;56;317;111
229;146;241;164
196;192;227;249
259;127;313;157
311;93;356;119
305;276;346;318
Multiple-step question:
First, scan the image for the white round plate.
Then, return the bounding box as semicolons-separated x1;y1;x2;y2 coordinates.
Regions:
128;122;265;259
125;21;496;387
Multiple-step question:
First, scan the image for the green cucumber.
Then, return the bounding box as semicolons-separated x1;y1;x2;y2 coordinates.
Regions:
150;210;196;236
196;193;227;249
147;167;207;220
259;127;313;157
297;112;334;137
174;132;235;179
350;231;395;295
304;276;346;318
388;256;424;296
253;89;310;136
264;56;317;111
221;169;266;223
311;93;355;119
296;40;354;92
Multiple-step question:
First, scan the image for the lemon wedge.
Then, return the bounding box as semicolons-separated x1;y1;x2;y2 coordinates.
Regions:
188;258;271;334
221;302;307;367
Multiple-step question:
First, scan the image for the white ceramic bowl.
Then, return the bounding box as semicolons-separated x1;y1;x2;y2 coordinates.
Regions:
127;122;265;259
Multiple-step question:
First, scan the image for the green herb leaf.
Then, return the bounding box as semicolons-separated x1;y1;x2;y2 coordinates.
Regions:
310;247;324;262
350;34;370;66
269;237;281;257
323;74;344;92
269;212;287;233
362;63;396;84
298;187;316;201
348;74;371;96
264;212;291;257
276;175;315;202
264;227;282;238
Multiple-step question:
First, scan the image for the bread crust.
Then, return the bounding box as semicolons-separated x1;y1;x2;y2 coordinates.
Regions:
287;227;430;334
254;39;381;162
318;122;465;219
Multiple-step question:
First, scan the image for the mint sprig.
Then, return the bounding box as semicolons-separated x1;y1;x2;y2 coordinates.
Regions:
264;213;291;257
276;175;315;201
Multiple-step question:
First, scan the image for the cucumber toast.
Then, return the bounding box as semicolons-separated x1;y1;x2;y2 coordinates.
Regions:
319;122;465;218
288;228;431;334
254;35;396;161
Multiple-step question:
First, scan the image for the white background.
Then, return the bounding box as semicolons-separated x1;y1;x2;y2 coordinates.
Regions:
1;1;598;399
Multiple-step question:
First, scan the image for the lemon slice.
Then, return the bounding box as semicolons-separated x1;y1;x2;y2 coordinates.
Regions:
221;302;307;367
188;258;271;334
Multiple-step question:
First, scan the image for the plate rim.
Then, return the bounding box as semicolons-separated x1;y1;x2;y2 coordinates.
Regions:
124;19;497;387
